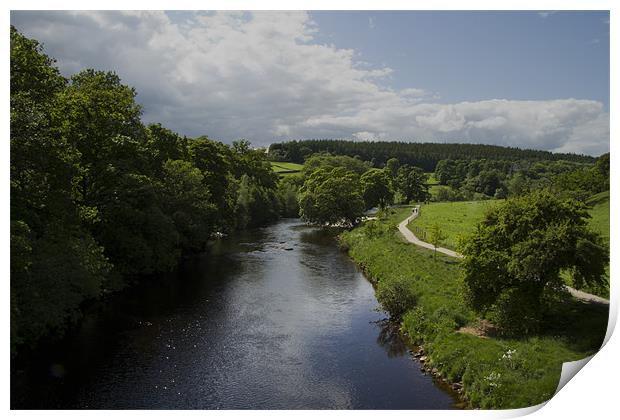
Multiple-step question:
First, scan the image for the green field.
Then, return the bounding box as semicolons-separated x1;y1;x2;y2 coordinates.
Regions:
408;200;500;249
586;191;610;244
340;207;607;409
270;161;303;177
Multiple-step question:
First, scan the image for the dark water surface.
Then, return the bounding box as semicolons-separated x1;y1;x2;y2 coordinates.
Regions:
12;219;456;409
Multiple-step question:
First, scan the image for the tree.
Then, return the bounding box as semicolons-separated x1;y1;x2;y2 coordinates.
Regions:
277;176;302;218
385;157;400;178
474;169;504;197
302;153;370;178
160;159;216;252
460;189;608;335
428;224;447;258
395;165;429;203
10;27;111;353
299;167;365;226
360;168;394;210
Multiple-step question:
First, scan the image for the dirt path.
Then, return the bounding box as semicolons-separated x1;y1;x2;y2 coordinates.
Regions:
398;206;609;305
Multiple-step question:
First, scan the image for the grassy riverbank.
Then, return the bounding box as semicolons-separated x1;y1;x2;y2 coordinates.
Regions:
340;206;607;409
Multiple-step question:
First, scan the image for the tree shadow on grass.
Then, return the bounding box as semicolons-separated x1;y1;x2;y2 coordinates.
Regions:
539;297;608;353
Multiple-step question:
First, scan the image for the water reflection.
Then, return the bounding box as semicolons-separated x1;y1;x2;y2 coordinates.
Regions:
374;319;409;358
12;219;456;409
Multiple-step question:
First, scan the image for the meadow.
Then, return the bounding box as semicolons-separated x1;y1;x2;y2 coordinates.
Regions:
408;200;501;250
270;161;303;177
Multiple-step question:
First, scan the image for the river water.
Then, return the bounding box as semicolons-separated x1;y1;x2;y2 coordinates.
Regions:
12;219;456;409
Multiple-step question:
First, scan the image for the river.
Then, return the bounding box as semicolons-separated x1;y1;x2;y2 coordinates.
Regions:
11;219;457;409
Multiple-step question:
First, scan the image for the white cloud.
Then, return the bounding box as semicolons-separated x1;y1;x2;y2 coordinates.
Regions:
10;10;609;155
537;11;557;19
368;17;376;30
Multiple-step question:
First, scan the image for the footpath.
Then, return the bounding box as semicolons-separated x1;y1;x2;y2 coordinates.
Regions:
398;206;609;305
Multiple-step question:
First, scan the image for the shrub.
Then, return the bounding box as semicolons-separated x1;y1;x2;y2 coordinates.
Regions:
376;276;417;320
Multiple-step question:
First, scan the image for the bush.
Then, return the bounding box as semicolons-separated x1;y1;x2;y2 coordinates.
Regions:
376;276;417;320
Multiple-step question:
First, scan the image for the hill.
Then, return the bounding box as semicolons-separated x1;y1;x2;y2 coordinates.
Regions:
268;140;595;171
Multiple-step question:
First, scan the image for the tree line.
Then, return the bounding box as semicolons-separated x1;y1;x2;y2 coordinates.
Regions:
10;27;293;355
296;154;430;226
268;139;596;171
432;155;608;201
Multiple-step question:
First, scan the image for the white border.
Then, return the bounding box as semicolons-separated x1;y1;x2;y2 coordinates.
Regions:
2;1;616;419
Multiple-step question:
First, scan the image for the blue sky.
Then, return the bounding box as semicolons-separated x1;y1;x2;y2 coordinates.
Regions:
11;10;610;155
311;11;610;109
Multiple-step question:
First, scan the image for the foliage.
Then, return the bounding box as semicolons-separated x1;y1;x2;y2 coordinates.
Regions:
360;168;394;209
301;153;370;177
428;224;447;256
460;189;608;334
395;164;429;203
276;175;302;217
11;26;112;353
385;157;400;178
299;167;365;226
376;277;417;320
268;139;594;170
552;153;609;200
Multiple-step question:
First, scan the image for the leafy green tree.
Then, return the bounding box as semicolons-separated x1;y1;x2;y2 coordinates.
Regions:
230;139;278;189
385;157;400;178
96;173;180;277
160;159;216;252
460;189;608;335
475;169;504;196
360;168;394;210
299;167;365;226
277;176;302;218
146;123;190;173
236;174;280;228
10;27;111;353
428;224;447;257
302;153;370;178
190;137;237;231
552;153;609;200
395;165;429;203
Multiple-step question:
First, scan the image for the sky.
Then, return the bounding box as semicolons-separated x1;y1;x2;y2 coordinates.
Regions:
10;10;610;155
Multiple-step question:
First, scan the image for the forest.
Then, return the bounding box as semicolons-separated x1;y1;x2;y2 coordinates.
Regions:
267;139;596;171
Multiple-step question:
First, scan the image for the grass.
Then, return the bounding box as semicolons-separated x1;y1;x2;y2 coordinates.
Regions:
425;172;439;185
340;207;608;409
270;161;303;177
586;191;609;244
408;200;501;250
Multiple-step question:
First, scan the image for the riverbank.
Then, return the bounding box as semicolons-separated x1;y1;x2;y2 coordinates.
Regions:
339;206;608;409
